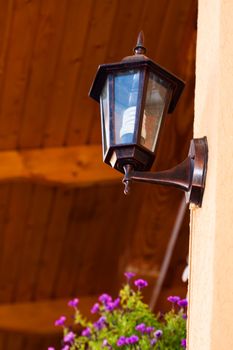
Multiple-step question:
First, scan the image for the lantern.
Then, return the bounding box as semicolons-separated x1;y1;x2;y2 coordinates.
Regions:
89;32;208;207
89;32;184;173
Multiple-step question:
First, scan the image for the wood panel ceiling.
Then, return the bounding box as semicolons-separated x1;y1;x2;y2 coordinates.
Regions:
0;0;195;150
0;0;196;349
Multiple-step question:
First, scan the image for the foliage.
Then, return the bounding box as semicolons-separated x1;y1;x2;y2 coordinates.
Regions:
49;273;187;350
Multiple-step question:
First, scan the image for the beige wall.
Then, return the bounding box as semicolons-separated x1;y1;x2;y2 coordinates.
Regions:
188;0;233;349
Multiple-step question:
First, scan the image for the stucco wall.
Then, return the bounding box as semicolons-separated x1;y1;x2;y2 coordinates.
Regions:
188;0;233;349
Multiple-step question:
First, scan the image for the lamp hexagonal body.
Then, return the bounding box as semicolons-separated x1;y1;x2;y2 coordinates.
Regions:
89;41;185;173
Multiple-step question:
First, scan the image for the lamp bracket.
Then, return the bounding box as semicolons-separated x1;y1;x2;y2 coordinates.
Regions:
123;137;208;207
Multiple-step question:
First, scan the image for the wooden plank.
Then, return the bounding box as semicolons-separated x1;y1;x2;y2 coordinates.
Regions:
0;332;7;350
0;332;58;350
52;185;124;297
22;337;42;350
90;184;143;295
52;186;93;298
154;0;195;72
34;188;74;299
0;145;121;186
174;0;197;136
53;183;142;298
12;185;55;302
0;0;41;150
0;185;11;246
127;187;183;273
4;333;24;350
0;297;97;335
42;0;94;147
0;0;14;97
19;0;68;148
139;0;170;61
0;184;12;305
104;0;146;63
0;183;33;302
66;0;118;145
86;184;143;295
42;335;61;350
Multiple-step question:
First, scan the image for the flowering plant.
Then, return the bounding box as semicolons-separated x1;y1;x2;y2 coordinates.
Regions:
49;273;187;350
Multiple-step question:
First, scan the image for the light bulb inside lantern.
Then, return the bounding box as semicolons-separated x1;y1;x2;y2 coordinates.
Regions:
120;107;146;143
120;73;146;144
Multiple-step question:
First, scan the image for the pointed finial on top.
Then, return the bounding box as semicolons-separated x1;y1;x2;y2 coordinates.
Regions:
137;31;144;46
134;31;146;55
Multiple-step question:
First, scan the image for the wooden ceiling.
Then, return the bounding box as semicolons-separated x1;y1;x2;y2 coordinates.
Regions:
0;0;196;349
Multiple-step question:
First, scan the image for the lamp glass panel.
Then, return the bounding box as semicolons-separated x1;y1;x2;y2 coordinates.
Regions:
114;70;140;145
140;72;170;152
100;79;109;155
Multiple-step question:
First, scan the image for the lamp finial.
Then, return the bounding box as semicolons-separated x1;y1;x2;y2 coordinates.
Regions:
134;31;146;55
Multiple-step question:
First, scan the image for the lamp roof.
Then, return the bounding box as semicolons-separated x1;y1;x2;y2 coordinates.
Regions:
89;32;185;113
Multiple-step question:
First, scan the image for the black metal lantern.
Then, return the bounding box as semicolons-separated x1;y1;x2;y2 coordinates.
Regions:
90;32;184;173
89;32;208;207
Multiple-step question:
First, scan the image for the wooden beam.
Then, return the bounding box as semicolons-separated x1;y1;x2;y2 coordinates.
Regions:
0;296;97;335
0;145;121;186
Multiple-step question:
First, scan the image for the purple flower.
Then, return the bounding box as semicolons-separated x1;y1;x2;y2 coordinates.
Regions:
117;336;127;347
61;346;69;350
150;338;157;346
135;323;146;333
167;296;180;304
178;299;188;308
81;327;91;337
54;315;66;326
102;339;108;347
99;293;112;304
91;302;100;314
181;338;187;348
48;348;55;350
145;326;155;334
117;335;139;346
182;314;187;320
113;297;120;308
105;302;114;312
134;279;148;290
64;331;75;344
124;272;136;281
94;316;106;330
154;330;163;338
126;335;139;344
68;298;79;308
105;297;120;312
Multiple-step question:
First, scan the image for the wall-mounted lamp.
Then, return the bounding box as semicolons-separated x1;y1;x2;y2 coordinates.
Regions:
89;32;208;207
